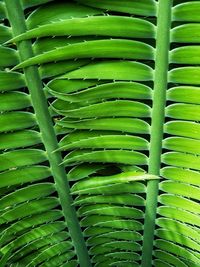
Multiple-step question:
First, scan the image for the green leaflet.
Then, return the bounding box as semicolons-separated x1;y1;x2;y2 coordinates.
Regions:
0;46;19;66
1;221;66;254
57;118;150;134
0;210;63;245
169;67;200;84
153;259;172;267
63;150;148;166
157;206;200;227
154;250;188;267
39;252;76;267
26;2;103;29
0;130;41;150
0;183;55;210
162;151;200;171
0;25;11;44
74;194;145;207
53;100;151;118
156;218;200;243
71;182;146;195
76;0;157;16
0;72;25;91
154;239;199;264
71;171;157;194
0;166;51;188
161;167;200;186
0;112;36;132
14;39;154;69
33;36;104;54
172;2;200;22
9;232;71;263
164;121;200;140
0;2;6;19
81;216;143;230
166;103;200;121
167;86;200;104
78;204;143;219
171;24;200;43
170;46;200;64
159;194;200;214
163;136;200;155
9;16;156;43
49;82;152;102
0;91;31;111
0;149;47;171
159;181;200;200
67;163;107;181
0;198;59;225
26;241;73;267
88;231;142;243
89;241;141;254
62;61;153;81
39;59;91;79
58;134;149;151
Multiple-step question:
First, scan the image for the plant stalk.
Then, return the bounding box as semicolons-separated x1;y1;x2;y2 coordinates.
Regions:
141;1;172;266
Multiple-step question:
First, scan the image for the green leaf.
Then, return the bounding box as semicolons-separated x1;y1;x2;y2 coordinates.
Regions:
63;150;148;166
58;134;149;151
155;239;199;264
57;118;150;134
39;59;91;79
0;112;36;132
161;167;200;186
74;194;145;207
167;86;200;104
156;218;200;243
0;149;47;172
0;46;19;67
171;24;200;43
9;16;156;42
63;61;153;81
0;166;51;188
78;204;144;219
14;39;154;69
159;194;200;214
0;72;25;91
0;198;59;225
170;46;200;64
169;67;200;84
166;103;200;121
154;250;188;267
26;2;103;29
0;183;55;210
49;81;152;102
162;151;200;171
172;2;200;22
0;25;11;44
71;171;157;194
0;91;31;111
160;181;200;201
76;0;157;16
53;99;151;118
157;206;200;227
0;130;41;150
164;121;200;140
163;136;200;155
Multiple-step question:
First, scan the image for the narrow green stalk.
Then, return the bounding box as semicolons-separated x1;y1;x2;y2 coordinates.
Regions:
141;1;172;266
4;1;91;266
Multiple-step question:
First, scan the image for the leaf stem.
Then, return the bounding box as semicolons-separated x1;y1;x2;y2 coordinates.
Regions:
4;1;91;266
141;1;172;266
